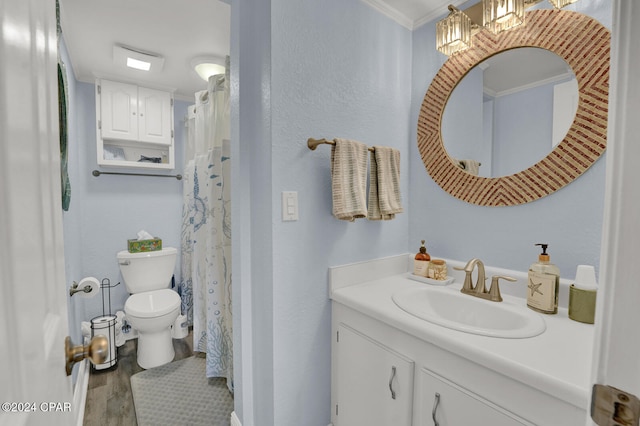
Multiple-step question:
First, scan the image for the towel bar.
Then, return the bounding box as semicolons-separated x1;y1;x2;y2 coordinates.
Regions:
92;170;182;180
307;138;375;152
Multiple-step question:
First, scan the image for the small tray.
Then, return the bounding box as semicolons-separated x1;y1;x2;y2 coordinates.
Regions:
405;272;454;286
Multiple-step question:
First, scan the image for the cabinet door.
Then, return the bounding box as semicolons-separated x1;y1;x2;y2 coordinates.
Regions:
335;325;414;426
138;87;172;145
418;368;532;426
100;80;138;141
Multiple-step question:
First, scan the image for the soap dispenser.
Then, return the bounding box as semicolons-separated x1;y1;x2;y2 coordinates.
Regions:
527;243;560;314
413;240;431;277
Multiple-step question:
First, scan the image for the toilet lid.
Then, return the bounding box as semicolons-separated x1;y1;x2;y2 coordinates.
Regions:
125;289;180;318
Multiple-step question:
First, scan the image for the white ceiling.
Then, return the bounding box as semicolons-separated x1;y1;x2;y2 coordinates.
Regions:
58;0;453;101
59;0;231;101
59;0;562;102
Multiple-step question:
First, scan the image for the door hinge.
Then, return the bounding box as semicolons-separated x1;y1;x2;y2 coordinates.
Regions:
335;404;338;416
170;98;174;106
97;85;101;95
171;129;174;138
336;330;339;342
591;384;640;426
98;120;101;130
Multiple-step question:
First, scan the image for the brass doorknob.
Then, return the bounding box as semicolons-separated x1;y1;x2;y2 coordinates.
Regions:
65;335;108;376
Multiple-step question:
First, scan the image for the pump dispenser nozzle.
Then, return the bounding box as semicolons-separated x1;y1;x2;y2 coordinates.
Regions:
535;243;550;262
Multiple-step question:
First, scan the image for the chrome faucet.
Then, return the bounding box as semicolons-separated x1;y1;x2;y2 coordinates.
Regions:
454;258;516;302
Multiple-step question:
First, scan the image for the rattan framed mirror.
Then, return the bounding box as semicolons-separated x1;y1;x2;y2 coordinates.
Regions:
417;9;610;206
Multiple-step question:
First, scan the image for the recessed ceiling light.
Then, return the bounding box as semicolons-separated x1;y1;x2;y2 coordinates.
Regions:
126;57;151;71
114;45;164;72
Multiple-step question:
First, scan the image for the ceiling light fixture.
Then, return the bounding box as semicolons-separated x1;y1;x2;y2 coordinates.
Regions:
436;5;473;56
190;56;226;82
113;45;164;72
483;0;525;34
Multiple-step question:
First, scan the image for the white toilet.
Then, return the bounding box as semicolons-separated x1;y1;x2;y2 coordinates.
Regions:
117;247;181;369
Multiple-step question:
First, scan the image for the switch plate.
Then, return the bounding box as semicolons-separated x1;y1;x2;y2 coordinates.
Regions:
282;191;299;221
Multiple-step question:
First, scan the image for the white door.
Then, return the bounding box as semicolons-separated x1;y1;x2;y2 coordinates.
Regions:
334;325;414;426
418;368;531;426
590;0;640;424
138;86;172;145
0;1;74;426
100;80;139;141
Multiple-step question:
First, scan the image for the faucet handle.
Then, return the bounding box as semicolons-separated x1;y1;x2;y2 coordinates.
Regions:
488;275;517;302
453;265;474;292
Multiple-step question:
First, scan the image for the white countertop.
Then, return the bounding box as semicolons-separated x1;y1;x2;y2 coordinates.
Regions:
330;270;595;410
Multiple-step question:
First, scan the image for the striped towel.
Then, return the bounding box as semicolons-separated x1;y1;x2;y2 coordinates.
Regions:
331;138;369;221
368;146;403;220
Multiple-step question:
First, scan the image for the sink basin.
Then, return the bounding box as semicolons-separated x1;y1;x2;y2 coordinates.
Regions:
392;286;546;338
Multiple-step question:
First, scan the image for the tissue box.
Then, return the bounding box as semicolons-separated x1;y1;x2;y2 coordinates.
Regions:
127;238;162;253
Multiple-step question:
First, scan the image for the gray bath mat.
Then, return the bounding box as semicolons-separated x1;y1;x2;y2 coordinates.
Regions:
130;356;233;426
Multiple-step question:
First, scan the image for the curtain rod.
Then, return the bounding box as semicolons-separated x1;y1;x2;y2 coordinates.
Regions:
92;170;182;180
307;138;375;152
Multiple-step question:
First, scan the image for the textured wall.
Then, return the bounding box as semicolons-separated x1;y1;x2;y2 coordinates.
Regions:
231;0;412;424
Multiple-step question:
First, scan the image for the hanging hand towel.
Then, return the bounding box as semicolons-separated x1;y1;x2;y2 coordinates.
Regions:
331;138;369;221
368;146;403;221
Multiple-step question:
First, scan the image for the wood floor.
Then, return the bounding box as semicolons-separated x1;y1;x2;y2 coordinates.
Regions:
83;332;194;426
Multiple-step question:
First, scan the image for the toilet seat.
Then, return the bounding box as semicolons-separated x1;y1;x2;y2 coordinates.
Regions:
125;289;180;318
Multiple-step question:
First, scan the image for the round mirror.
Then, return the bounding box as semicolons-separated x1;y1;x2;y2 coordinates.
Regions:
442;48;578;178
417;9;610;206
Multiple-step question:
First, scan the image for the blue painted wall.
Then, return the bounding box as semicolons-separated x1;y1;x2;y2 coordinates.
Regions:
232;0;411;424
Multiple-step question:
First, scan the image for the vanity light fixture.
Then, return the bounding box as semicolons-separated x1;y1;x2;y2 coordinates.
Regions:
191;56;226;82
547;0;579;8
113;45;164;72
483;0;525;34
436;5;473;56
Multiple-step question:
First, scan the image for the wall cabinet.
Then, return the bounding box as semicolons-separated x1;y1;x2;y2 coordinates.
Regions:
96;79;175;169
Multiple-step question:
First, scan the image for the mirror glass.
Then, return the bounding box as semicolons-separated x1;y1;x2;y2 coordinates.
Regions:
441;48;578;178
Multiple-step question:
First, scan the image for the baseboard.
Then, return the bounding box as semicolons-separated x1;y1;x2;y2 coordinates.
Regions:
73;359;90;426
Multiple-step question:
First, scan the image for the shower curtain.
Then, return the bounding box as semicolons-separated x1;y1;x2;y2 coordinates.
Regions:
180;64;232;390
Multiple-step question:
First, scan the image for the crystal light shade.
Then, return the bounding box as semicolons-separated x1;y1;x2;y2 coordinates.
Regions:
436;6;472;56
483;0;525;34
548;0;579;8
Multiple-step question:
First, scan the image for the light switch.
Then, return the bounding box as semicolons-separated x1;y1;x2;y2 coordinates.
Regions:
282;191;299;221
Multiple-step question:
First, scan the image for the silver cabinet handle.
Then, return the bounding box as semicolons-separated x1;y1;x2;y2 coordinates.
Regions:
119;260;130;266
388;366;397;400
432;392;440;426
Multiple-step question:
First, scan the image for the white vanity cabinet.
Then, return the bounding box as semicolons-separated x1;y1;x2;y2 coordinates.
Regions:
334;324;414;426
417;368;531;426
96;79;175;169
331;299;586;426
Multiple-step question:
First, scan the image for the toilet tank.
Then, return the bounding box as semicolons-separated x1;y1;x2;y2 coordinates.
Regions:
117;247;177;294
